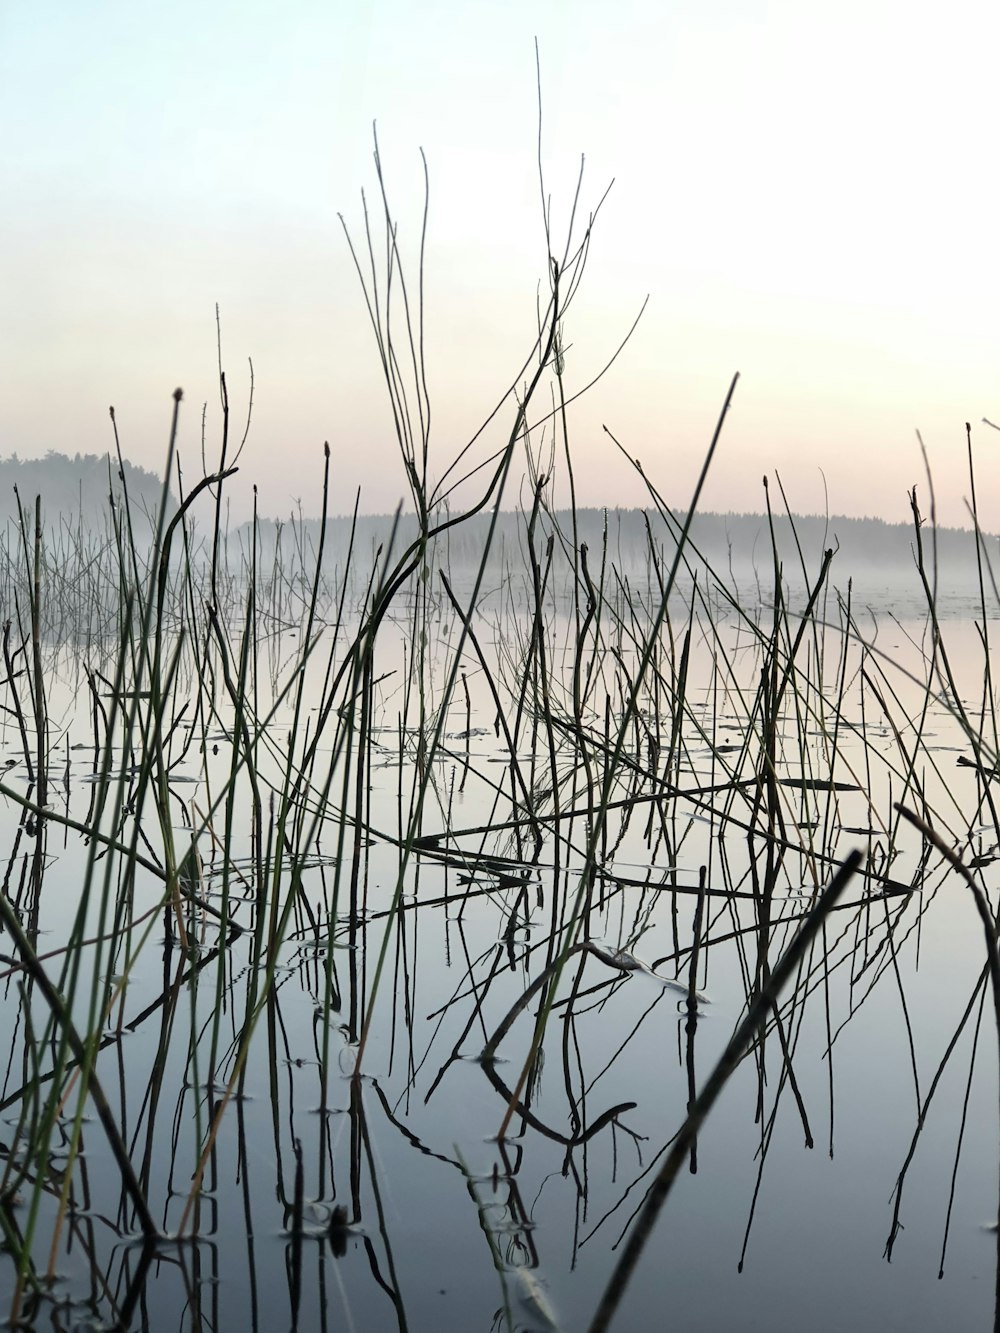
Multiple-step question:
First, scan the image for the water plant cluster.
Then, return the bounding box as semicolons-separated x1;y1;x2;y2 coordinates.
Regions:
1;159;999;1332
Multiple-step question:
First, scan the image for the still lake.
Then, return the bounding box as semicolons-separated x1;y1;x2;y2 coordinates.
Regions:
1;566;998;1332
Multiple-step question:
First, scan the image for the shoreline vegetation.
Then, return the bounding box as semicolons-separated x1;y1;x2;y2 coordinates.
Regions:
0;451;171;532
240;504;999;591
0;450;992;593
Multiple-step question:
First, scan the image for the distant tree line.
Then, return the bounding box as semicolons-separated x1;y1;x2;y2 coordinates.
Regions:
0;450;173;535
237;505;996;593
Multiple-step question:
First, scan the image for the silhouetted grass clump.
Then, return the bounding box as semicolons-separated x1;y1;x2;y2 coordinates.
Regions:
0;141;997;1333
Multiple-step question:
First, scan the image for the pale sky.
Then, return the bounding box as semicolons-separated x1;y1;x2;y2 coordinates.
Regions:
2;1;998;526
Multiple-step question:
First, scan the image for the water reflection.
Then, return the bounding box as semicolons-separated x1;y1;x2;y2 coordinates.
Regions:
0;542;997;1331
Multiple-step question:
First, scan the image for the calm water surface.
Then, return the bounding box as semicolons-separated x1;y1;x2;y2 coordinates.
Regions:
1;585;998;1332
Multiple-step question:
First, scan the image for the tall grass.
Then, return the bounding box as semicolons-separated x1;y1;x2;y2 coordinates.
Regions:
0;146;996;1332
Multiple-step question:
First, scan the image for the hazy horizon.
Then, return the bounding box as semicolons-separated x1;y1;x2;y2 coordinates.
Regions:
0;448;987;539
3;3;998;529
